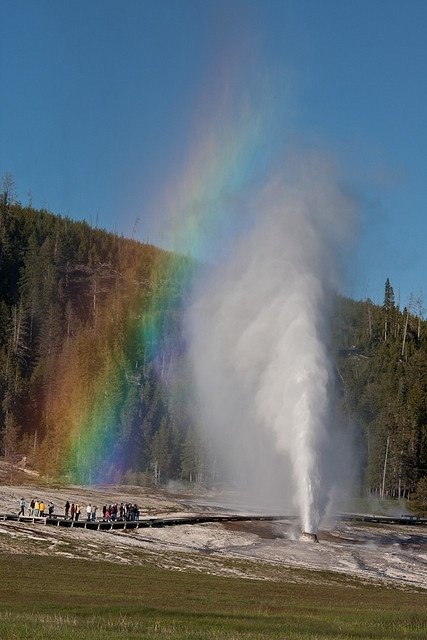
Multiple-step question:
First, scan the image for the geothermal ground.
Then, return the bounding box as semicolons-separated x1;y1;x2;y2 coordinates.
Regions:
0;477;426;591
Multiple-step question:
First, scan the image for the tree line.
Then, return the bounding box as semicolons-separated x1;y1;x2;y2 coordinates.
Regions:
0;175;426;503
335;282;426;502
0;175;197;484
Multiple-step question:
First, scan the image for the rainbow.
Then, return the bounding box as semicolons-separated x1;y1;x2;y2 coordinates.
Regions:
44;55;278;484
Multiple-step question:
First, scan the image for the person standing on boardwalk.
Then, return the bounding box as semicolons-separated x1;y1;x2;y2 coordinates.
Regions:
18;498;25;516
39;500;45;517
86;504;91;521
75;504;81;521
29;498;35;516
34;499;40;517
70;502;75;521
65;500;70;519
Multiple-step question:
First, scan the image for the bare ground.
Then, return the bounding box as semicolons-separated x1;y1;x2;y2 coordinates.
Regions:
1;479;426;591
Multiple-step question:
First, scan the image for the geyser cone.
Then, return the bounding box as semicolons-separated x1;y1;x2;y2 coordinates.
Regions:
300;531;319;543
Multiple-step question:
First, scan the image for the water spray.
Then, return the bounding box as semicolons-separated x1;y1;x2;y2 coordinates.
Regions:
190;155;355;534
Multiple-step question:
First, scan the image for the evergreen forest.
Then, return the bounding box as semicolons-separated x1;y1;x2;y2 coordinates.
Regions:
1;178;426;505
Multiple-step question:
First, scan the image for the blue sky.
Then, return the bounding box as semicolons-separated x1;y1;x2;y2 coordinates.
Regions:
1;0;426;307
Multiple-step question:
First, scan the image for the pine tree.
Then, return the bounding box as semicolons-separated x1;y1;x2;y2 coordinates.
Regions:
383;278;395;342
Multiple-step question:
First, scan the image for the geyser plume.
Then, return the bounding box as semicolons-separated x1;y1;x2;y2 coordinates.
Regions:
190;157;355;533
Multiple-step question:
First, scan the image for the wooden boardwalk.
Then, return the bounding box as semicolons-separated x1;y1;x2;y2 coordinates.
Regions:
0;512;426;530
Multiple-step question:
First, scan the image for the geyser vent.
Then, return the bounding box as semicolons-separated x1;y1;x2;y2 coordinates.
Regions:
300;531;319;543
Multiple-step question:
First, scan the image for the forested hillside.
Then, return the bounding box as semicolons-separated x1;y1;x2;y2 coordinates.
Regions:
0;180;196;484
335;289;426;501
1;180;426;501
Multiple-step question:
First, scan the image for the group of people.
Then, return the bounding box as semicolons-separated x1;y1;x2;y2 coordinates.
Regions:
64;501;83;521
18;498;141;522
65;501;141;522
18;498;55;517
101;503;140;521
64;501;140;521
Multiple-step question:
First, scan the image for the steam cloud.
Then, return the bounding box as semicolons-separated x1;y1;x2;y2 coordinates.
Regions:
189;155;356;533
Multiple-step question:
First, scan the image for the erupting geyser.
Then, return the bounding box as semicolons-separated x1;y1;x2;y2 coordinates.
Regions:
190;155;356;535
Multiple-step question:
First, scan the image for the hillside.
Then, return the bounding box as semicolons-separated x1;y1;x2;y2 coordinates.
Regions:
0;192;426;501
334;294;426;501
0;195;194;484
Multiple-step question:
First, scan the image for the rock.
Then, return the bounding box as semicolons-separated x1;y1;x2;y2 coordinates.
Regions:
300;531;319;543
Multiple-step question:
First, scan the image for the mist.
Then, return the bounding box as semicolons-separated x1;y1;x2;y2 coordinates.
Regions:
188;154;358;533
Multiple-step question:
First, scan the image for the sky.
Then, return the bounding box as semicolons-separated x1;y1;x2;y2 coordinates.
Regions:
1;0;426;307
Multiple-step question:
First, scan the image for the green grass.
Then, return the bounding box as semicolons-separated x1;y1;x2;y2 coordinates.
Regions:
0;554;425;639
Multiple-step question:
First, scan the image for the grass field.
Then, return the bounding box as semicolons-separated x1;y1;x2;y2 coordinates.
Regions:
0;553;425;639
